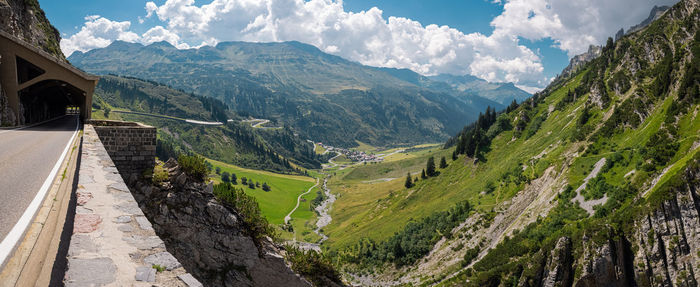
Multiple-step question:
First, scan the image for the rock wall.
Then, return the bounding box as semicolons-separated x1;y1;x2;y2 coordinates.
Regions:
129;160;316;287
627;5;671;35
65;125;195;286
529;158;700;287
0;0;65;61
557;45;602;81
91;120;156;180
630;164;700;287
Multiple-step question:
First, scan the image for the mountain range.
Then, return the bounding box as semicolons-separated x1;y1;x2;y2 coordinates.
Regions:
93;74;327;172
68;40;529;147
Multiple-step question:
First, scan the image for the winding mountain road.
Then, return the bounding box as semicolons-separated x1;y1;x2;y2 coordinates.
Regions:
111;110;224;125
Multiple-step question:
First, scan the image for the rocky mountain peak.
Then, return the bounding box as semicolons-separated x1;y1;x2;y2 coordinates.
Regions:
555;4;674;85
555;45;602;82
627;5;671;34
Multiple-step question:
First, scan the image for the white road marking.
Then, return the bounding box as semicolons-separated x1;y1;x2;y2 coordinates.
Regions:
0;117;79;267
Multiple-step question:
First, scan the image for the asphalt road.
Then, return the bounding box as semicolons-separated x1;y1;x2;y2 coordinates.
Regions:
0;116;78;241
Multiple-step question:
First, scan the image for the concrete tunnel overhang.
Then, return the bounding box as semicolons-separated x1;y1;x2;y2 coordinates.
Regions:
0;30;98;124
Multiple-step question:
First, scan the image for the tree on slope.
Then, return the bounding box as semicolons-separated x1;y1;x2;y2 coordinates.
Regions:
405;173;413;188
426;157;437;177
439;156;448;168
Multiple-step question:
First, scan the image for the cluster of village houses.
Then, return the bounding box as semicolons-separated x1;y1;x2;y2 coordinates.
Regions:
317;143;383;163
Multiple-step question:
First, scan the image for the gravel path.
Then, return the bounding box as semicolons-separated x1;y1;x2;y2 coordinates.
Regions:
284;178;320;224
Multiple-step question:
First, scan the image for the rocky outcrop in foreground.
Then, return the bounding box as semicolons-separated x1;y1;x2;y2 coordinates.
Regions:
129;159;313;287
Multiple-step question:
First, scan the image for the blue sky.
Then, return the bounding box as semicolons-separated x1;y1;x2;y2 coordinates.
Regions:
341;0;570;81
39;0;677;92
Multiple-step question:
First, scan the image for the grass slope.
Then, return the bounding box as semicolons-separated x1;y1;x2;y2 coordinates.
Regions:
326;2;699;285
207;158;315;226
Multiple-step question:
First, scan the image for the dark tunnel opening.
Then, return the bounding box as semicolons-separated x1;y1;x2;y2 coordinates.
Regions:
19;80;86;124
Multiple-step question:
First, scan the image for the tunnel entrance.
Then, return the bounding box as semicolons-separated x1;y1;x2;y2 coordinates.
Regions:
1;30;98;126
19;80;86;124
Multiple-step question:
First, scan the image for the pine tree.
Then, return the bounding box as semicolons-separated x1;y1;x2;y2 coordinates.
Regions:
231;173;237;184
262;182;271;191
221;172;230;183
440;156;448;168
404;173;413;189
452;150;458;161
421;169;427;179
426;157;437;177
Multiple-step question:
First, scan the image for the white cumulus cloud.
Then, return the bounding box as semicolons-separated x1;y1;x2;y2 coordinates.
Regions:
141;25;190;48
492;0;679;56
140;0;546;88
60;15;139;56
61;0;679;90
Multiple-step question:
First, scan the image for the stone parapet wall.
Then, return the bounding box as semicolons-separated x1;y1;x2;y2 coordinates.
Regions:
65;125;200;286
90;120;156;179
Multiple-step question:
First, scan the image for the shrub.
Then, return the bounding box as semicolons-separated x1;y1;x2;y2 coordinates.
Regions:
213;183;275;241
642;128;679;170
345;201;472;266
285;246;342;286
177;155;208;182
152;163;169;184
311;191;324;207
462;246;480;267
152;264;165;273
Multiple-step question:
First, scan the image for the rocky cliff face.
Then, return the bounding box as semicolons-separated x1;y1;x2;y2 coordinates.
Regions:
628;5;671;35
555;4;672;85
128;160;315;287
530;158;700;287
556;45;602;82
0;0;65;61
630;163;700;286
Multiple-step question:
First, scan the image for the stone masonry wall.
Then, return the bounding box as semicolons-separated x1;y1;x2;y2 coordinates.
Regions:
66;125;200;286
91;120;156;180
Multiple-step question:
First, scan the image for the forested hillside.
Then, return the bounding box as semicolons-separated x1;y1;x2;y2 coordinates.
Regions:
324;1;700;286
93;75;329;172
